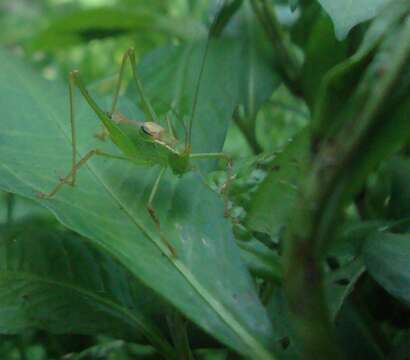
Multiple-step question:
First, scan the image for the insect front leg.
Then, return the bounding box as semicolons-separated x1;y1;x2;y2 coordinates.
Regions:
94;49;133;141
109;48;159;124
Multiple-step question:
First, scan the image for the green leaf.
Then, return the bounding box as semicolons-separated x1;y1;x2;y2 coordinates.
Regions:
256;86;309;152
237;3;281;118
313;0;410;144
266;287;300;358
366;157;410;223
70;339;157;360
289;0;299;11
263;259;365;357
28;7;205;51
133;40;239;171
0;46;276;358
238;240;282;283
324;258;365;320
0;219;173;357
245;129;310;237
317;0;392;40
335;302;385;359
364;233;410;306
282;4;410;355
0;192;51;224
300;10;350;108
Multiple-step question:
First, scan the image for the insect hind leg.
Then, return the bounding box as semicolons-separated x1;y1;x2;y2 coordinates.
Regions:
37;150;128;198
145;167;177;257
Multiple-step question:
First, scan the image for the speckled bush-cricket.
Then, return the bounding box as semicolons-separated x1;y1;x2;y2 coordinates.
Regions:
38;2;237;256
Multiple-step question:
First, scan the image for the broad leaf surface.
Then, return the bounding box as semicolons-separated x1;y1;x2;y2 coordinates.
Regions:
317;0;391;40
364;233;410;306
0;219;173;358
0;46;276;359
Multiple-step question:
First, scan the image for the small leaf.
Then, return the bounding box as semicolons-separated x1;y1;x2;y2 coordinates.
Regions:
364;232;410;306
317;0;392;40
368;157;410;223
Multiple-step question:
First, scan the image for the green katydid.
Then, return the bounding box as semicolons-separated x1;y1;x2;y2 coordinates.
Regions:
37;25;232;257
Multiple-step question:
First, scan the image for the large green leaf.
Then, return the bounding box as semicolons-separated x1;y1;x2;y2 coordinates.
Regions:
0;44;276;358
317;0;392;40
364;233;410;306
0;218;173;358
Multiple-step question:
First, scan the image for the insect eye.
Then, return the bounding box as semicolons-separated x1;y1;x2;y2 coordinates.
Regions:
141;125;153;137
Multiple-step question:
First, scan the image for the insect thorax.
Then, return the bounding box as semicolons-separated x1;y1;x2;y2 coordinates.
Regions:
169;150;191;176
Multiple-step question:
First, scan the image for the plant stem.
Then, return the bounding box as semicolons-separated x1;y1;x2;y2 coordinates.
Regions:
283;15;410;359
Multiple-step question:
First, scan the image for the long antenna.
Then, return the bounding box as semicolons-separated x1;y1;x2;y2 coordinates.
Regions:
185;0;243;149
185;33;211;149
